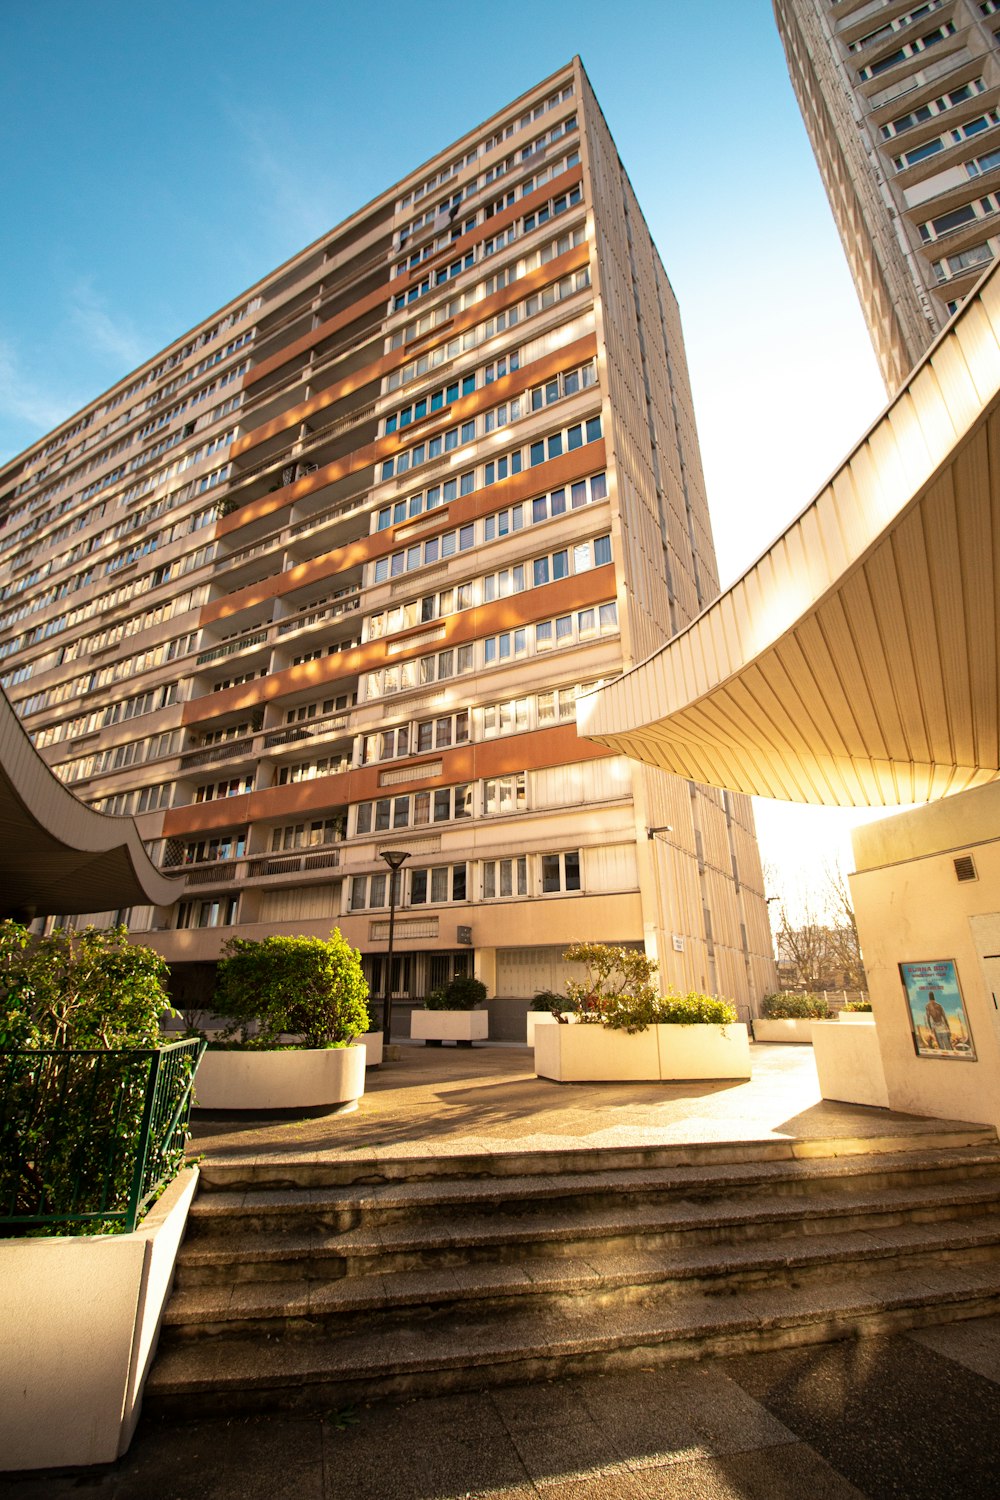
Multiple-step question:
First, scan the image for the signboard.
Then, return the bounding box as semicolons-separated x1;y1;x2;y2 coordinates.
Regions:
898;960;976;1062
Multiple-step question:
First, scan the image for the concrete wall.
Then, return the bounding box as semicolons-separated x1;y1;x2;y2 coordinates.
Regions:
850;783;1000;1132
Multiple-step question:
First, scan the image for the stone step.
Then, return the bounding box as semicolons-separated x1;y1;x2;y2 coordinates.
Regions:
145;1258;1000;1417
182;1145;1000;1243
173;1172;1000;1286
192;1127;999;1194
162;1215;1000;1343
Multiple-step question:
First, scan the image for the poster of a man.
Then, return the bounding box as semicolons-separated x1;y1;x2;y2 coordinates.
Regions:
899;961;976;1061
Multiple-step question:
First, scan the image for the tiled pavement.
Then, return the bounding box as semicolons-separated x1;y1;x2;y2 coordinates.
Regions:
4;1319;1000;1498
4;1043;1000;1496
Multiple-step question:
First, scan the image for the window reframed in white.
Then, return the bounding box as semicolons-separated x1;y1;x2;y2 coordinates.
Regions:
482;857;528;899
541;850;582;893
363;642;475;700
354;782;473;836
410;863;468;905
483;772;527;816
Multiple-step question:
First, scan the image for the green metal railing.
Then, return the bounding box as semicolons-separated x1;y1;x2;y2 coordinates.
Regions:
0;1038;205;1235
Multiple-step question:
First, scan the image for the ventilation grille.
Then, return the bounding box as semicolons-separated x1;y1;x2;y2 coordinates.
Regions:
954;854;978;883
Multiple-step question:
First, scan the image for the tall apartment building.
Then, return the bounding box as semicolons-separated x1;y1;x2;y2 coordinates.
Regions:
0;59;774;1015
775;0;1000;392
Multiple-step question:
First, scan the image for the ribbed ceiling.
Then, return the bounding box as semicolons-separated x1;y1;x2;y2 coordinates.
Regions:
579;263;1000;807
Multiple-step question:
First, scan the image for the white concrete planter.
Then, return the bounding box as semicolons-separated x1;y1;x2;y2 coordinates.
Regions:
525;1010;562;1046
753;1017;817;1043
193;1043;366;1111
0;1166;198;1470
410;1009;489;1045
837;1011;875;1024
812;1019;888;1107
362;1031;384;1067
534;1023;751;1082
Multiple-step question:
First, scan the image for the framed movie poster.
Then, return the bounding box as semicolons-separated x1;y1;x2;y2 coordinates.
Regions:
898;960;976;1062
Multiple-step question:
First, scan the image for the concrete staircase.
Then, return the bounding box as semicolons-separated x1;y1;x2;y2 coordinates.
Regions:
147;1127;1000;1415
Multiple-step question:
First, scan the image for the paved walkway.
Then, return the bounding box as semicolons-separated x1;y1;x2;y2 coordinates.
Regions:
188;1040;991;1165
5;1321;1000;1498
4;1043;999;1498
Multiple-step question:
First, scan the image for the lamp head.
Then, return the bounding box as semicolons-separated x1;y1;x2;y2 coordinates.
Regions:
380;849;411;872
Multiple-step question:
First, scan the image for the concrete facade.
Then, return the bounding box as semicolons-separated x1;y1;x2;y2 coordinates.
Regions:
776;0;1000;393
0;61;774;1011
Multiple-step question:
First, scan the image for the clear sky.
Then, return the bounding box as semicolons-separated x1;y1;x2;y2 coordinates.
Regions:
0;0;894;917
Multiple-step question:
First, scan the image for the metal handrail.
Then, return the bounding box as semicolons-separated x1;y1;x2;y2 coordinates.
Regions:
0;1039;205;1235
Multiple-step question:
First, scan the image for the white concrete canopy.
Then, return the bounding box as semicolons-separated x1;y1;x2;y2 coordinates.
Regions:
0;687;180;917
579;261;1000;807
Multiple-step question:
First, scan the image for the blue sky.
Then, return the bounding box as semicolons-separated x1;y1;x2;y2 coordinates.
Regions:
1;0;892;905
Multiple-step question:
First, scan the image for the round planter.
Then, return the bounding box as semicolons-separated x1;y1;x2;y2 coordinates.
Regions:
193;1043;366;1112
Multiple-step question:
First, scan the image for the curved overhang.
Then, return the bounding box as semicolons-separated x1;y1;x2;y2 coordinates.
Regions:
579;259;1000;807
0;688;181;917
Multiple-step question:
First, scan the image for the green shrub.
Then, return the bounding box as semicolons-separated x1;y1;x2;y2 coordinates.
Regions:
655;992;738;1026
424;975;488;1010
530;989;564;1013
0;922;196;1237
0;920;175;1049
843;999;872;1012
761;992;830;1020
213;930;369;1048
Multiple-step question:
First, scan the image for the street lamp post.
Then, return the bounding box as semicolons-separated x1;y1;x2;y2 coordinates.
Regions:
379;849;410;1045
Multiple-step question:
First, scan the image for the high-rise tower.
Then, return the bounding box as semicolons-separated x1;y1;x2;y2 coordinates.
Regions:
0;60;774;1019
776;0;1000;392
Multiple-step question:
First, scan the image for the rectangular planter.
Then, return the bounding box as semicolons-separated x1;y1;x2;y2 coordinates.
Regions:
812;1019;888;1107
534;1023;750;1082
410;1009;489;1045
193;1043;366;1111
525;1011;560;1046
753;1017;816;1043
362;1031;384;1067
0;1166;198;1469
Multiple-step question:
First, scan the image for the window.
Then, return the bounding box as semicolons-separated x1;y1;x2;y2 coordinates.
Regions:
276;754;349;785
355;783;472;835
372;518;475;584
919;202;982;242
541;850;582;893
364;643;474;699
194;775;253;803
483;773;527;816
482;857;528;899
482;697;530;738
410;864;467;904
180;832;247;865
350;873;388;910
270;819;341;852
176;897;239;929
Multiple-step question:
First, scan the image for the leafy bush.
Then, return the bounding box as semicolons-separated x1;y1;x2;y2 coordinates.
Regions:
843;999;872;1012
0;920;175;1049
530;989;564;1013
0;922;198;1236
213;930;369;1048
656;993;738;1026
761;992;830;1020
424;974;488;1010
561;944;736;1034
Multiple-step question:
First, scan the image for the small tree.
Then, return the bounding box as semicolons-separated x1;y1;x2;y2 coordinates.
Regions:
213;930;369;1048
563;942;660;1032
